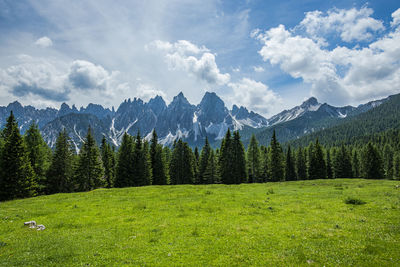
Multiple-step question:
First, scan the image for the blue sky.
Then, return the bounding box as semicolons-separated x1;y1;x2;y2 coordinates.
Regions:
0;0;399;117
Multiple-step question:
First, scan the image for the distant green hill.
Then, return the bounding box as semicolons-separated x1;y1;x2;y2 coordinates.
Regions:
290;93;400;148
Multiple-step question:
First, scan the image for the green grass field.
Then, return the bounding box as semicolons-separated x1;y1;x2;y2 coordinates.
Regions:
1;179;399;266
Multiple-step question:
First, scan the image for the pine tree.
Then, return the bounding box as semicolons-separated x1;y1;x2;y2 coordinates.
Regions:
142;140;152;185
308;139;326;179
150;130;167;185
193;147;200;184
269;130;284;181
383;144;394;179
46;129;75;194
182;142;195;184
198;137;211;184
100;136;115;188
260;146;269;182
334;144;353;178
0;111;37;200
352;150;361;178
393;152;400;180
219;129;235;184
132;131;150;186
247;134;261;183
296;147;307;180
203;150;218;184
232;131;247;184
115;132;134;187
24;122;51;194
362;142;384;179
169;139;194;184
326;149;333;179
285;145;296;181
75;127;104;191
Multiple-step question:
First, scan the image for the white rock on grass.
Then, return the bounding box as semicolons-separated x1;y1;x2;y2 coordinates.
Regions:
24;221;36;228
36;225;46;231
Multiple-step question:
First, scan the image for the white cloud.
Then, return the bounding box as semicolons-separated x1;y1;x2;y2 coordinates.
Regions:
298;7;384;43
228;78;282;116
68;60;116;90
254;7;400;106
34;36;53;48
149;40;230;86
253;66;265;72
136;83;167;101
391;8;400;27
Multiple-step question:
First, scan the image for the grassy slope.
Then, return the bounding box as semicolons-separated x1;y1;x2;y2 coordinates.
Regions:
1;179;399;266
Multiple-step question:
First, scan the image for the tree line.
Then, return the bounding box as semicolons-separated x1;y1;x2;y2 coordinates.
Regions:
0;111;399;201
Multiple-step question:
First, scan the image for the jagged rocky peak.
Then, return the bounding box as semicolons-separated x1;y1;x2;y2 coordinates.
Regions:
197;92;227;124
169;92;192;109
147;95;167;115
232;105;251;120
300;97;320;109
7;101;24;114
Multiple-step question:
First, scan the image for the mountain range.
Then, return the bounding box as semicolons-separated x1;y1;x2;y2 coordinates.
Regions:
0;91;393;150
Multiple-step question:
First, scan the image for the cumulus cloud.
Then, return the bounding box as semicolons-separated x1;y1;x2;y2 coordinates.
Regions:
254;7;400;105
34;36;53;48
0;56;126;105
391;8;400;27
253;66;265;72
297;7;384;43
228;78;282;115
136;83;167;101
149;40;230;85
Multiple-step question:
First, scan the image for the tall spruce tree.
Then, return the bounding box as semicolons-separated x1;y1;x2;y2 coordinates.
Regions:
260;146;269;182
269;130;284;181
169;139;194;184
24;122;51;194
247;134;261;183
0;111;37;200
334;144;353;178
115;132;134;187
46;129;75;194
100;136;115;188
150;130;167;185
132;131;150;186
285;145;296;181
352;150;361;178
198;137;211;184
308;139;326;179
232;131;247;184
383;144;394;179
326;149;333;179
75;127;104;191
393;152;400;180
219;129;235;184
296;147;307;180
203;150;218;184
362;142;384;179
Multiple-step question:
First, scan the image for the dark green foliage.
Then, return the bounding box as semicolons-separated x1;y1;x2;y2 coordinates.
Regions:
75;127;104;191
150;130;167;185
326;149;333;179
24;122;51;194
193;147;199;184
100;136;115;188
115;133;135;187
383;144;394;179
0;112;37;201
46;129;75;194
169;139;194;184
198;137;212;184
132;132;151;186
352;150;361;178
334;144;353;178
296;147;307;180
269;130;284;181
232;131;247;184
344;197;366;205
393;153;400;180
203;150;218;184
247;134;261;183
362;143;384;179
219;129;235;184
285;145;296;181
308;139;326;179
260;146;269;182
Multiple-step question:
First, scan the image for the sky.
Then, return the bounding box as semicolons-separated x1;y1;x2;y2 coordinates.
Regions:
0;0;399;117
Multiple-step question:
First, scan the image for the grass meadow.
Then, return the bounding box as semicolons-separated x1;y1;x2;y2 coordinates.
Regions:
0;179;399;266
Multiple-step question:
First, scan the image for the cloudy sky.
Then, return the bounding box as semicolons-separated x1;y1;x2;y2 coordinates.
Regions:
0;0;399;117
